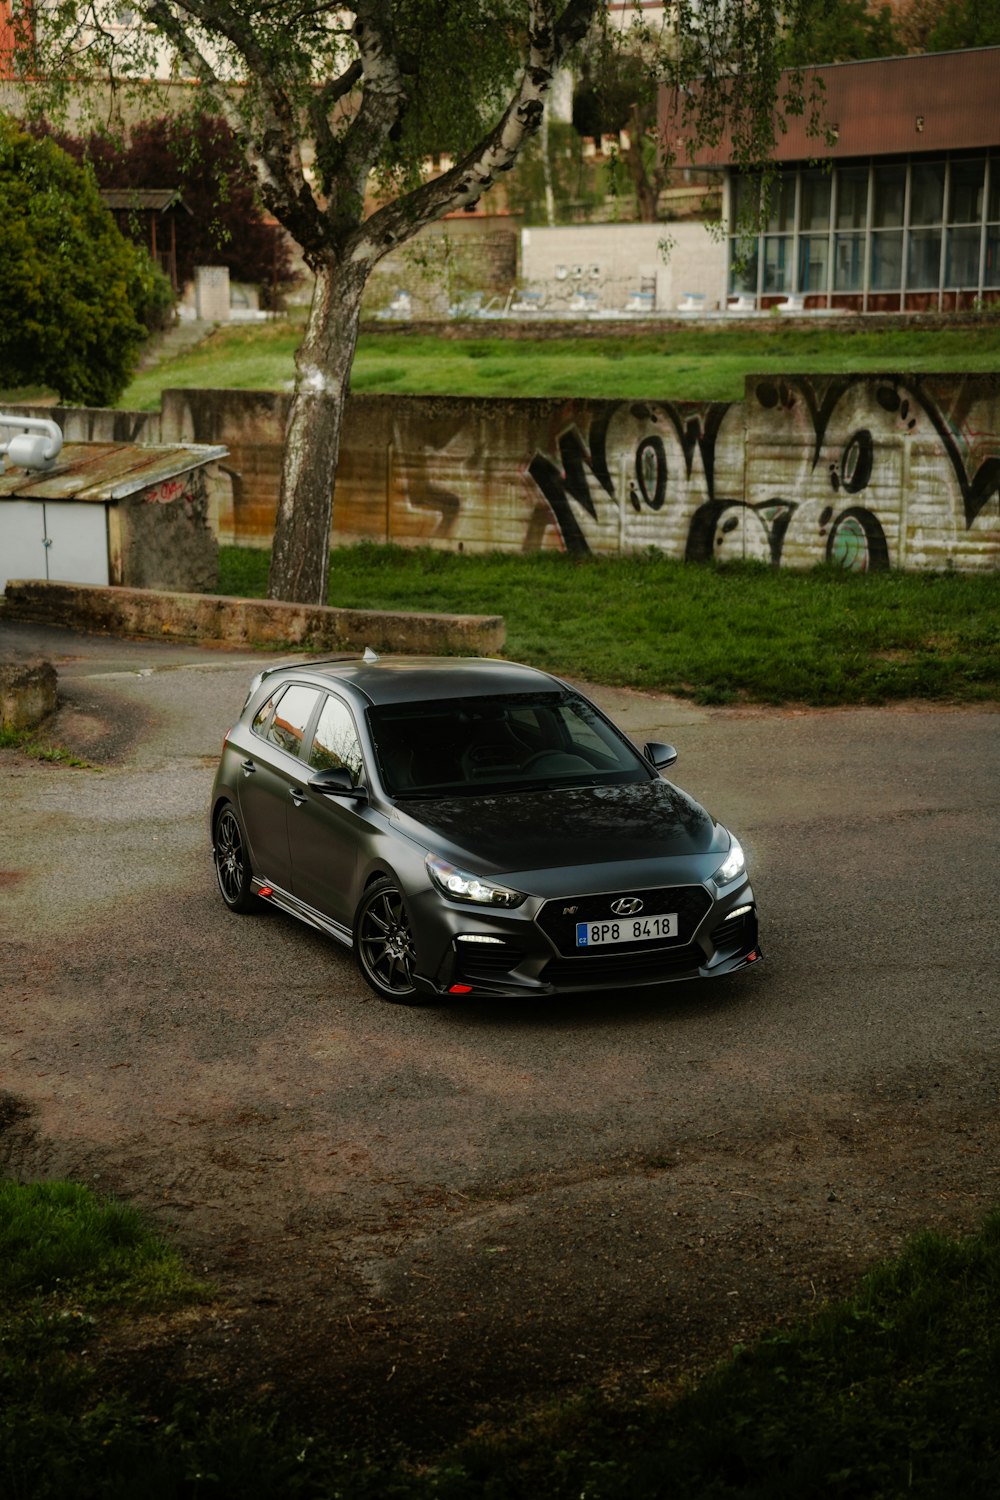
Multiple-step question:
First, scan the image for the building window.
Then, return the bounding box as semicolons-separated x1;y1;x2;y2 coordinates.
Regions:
835;166;870;231
724;151;999;308
907;228;943;289
729;240;759;294
910;162;945;226
800;169;831;231
798;234;829;291
946;226;982;287
872;163;905;228
949;157;985;223
985;230;1000;288
763;236;790;293
834;233;865;292
871;231;903;290
765;173;796;234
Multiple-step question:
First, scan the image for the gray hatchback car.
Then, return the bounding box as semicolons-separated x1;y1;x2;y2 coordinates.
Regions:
210;654;761;1002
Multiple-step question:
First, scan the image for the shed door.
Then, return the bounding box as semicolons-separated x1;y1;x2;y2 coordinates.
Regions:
0;501;109;591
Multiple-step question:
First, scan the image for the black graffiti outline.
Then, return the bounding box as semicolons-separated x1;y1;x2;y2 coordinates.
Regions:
877;378;1000;529
530;378;999;562
528;400;735;556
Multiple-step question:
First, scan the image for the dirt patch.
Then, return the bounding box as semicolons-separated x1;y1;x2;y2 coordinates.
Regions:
10;1064;994;1459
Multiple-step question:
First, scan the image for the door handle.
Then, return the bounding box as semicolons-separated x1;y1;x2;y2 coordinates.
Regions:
240;759;256;775
289;787;306;806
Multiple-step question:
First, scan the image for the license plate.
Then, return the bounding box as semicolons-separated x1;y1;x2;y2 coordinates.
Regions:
576;914;678;947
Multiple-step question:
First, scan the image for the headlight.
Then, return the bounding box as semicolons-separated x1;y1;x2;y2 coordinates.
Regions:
425;854;525;908
712;836;746;887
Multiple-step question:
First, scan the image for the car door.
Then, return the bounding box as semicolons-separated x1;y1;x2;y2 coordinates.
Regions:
289;692;367;929
237;683;323;894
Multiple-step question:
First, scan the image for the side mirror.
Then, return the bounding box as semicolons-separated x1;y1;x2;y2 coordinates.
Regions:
308;767;367;799
643;741;677;771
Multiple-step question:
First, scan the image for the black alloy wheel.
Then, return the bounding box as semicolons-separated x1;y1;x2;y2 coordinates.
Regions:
354;877;420;1002
213;803;255;913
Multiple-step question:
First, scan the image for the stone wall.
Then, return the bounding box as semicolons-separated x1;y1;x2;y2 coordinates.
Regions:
20;371;1000;573
2;581;505;656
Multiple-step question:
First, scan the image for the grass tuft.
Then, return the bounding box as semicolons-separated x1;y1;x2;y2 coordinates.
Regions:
0;1179;207;1305
0;725;96;767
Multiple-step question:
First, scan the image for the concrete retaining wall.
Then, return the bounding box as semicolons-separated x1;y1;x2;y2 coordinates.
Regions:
14;367;1000;572
2;582;505;656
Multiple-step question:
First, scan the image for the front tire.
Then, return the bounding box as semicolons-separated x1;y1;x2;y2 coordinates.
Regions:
354;877;421;1003
213;802;256;913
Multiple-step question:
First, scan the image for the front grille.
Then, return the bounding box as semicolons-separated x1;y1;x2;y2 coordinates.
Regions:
542;941;703;987
536;885;712;958
710;910;757;953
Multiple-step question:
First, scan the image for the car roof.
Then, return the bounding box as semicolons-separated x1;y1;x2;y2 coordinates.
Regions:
266;655;565;707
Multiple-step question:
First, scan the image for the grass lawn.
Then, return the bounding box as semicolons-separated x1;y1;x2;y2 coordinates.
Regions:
117;317;1000;410
219;545;1000;707
3;1178;999;1497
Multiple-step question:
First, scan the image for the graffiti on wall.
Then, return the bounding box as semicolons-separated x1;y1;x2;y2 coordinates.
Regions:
527;377;1000;570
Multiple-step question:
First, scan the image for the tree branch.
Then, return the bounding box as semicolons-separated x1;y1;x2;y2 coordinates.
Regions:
140;0;330;257
355;0;602;263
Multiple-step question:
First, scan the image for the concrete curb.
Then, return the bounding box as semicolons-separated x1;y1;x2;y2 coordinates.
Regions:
2;581;505;657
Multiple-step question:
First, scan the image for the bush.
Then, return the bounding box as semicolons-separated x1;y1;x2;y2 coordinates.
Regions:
0;118;157;404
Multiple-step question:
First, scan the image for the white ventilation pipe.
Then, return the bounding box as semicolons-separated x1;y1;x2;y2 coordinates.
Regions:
0;415;64;472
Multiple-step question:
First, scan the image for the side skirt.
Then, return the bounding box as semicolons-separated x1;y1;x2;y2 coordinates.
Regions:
250;877;353;949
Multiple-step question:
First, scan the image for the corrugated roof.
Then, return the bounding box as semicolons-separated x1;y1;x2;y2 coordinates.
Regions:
0;442;228;502
99;188;191;214
662;47;1000;166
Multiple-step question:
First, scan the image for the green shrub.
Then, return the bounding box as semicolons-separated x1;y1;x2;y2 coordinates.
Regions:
0;118;156;403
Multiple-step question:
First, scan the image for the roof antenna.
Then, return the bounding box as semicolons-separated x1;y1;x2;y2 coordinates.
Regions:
363;647;380;663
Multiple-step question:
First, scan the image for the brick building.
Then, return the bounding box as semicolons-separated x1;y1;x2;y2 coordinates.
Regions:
663;47;1000;313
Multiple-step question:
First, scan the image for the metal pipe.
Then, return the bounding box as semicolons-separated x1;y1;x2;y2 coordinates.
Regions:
0;414;64;472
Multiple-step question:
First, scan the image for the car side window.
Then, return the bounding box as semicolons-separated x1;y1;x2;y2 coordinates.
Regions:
266;685;321;758
308;695;365;784
251;692;279;737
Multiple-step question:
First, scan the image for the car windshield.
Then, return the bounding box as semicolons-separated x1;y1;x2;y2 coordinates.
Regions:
367;691;652;797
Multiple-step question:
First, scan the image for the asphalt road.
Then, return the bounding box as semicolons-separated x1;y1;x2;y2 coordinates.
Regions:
2;617;999;1443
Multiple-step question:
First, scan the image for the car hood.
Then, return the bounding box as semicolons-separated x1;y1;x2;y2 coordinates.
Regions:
390;779;721;876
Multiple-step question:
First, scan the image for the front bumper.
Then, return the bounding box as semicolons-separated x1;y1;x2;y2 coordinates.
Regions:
408;878;762;998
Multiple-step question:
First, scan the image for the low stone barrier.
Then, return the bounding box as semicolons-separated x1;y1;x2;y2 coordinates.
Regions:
0;658;58;732
2;580;506;657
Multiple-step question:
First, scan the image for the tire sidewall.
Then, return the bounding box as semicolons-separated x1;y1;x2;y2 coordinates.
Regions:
213;800;255;913
354;876;420;1004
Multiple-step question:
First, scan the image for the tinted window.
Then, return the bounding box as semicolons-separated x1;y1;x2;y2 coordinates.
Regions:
251;692;279;736
308;695;364;784
267;684;320;757
368;692;650;796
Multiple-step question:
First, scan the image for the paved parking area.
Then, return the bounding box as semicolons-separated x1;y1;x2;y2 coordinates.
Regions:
2;617;998;1442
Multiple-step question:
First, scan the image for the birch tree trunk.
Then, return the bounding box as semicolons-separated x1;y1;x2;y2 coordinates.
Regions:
267;256;367;605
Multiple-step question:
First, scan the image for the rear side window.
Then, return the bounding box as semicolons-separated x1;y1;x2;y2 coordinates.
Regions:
266;684;321;758
251;692;279;735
